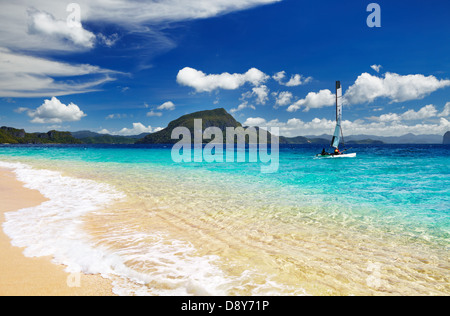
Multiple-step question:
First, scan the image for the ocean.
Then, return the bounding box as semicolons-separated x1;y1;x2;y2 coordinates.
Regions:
0;144;449;295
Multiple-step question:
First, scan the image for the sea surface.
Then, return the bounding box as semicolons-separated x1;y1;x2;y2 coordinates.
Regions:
0;144;449;296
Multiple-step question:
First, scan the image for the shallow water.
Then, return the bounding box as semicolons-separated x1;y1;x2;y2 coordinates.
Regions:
1;144;449;295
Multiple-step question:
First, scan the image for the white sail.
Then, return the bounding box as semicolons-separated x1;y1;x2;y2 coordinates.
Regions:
331;81;343;149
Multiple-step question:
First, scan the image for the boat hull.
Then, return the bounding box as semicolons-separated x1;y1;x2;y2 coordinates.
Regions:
316;153;357;159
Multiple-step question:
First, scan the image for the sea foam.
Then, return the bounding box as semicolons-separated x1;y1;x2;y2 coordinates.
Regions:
0;161;261;296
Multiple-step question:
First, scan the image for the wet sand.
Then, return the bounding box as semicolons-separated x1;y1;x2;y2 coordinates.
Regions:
0;169;115;296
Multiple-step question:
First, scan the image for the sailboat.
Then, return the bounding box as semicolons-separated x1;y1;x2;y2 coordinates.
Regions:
316;81;356;159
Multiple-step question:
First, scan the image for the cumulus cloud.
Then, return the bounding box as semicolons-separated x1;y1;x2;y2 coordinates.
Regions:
244;115;450;138
107;123;156;136
439;102;450;117
285;74;313;87
243;117;269;127
230;101;256;114
28;9;96;49
273;91;293;108
252;85;270;104
368;104;446;123
287;89;335;112
21;97;86;124
157;101;176;111
273;71;312;86
176;67;269;92
370;64;382;73
401;104;438;120
345;72;450;104
272;71;286;84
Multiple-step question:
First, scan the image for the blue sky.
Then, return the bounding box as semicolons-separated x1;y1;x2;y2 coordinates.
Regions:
0;0;449;136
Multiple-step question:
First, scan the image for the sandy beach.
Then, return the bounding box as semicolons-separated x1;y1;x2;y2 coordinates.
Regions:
0;168;115;296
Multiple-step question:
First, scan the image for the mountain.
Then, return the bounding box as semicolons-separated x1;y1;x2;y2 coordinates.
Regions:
306;133;441;144
137;108;244;144
346;134;440;144
71;131;149;144
0;126;82;144
278;136;329;144
444;132;450;144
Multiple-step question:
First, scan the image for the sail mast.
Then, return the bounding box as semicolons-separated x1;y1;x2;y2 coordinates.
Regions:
336;81;339;122
331;81;342;149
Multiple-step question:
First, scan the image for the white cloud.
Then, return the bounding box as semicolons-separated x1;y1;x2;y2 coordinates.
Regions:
287;89;335;112
285;74;313;87
0;48;118;97
401;104;438;120
147;110;163;117
374;113;402;122
245;116;450;137
273;71;312;86
176;67;269;92
114;123;155;136
243;117;268;127
157;101;176;111
273;91;293;108
22;97;86;124
97;33;120;47
28;9;96;49
368;104;441;122
252;85;269;104
370;64;382;73
1;0;281;53
272;71;286;84
0;0;280;99
439;102;450;117
230;101;256;114
345;72;450;104
106;113;129;120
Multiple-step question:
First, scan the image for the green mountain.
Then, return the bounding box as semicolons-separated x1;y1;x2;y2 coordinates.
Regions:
137;108;245;144
444;131;450;144
0;126;82;144
71;131;139;144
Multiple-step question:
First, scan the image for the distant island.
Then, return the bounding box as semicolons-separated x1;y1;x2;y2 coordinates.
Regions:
444;131;450;144
0;127;82;144
1;109;448;145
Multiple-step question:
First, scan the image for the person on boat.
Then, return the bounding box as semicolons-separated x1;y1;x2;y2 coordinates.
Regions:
321;148;329;156
334;148;341;155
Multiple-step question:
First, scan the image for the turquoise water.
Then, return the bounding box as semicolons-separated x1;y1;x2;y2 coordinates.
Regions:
1;144;449;295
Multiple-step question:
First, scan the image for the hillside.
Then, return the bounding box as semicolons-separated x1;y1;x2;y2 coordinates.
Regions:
444;132;450;144
71;131;141;144
137;108;245;144
0;127;82;144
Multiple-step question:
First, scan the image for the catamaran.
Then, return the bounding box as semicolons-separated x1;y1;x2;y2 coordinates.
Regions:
316;81;357;159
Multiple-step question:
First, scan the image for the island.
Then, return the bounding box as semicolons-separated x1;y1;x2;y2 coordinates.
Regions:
0;127;82;144
444;131;450;144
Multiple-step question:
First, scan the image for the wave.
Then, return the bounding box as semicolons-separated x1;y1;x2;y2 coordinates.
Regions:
0;161;300;296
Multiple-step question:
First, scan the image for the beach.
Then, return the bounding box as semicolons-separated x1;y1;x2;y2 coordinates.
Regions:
0;168;114;296
0;145;449;296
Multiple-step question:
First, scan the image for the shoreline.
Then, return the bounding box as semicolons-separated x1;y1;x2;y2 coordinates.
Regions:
0;168;115;296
